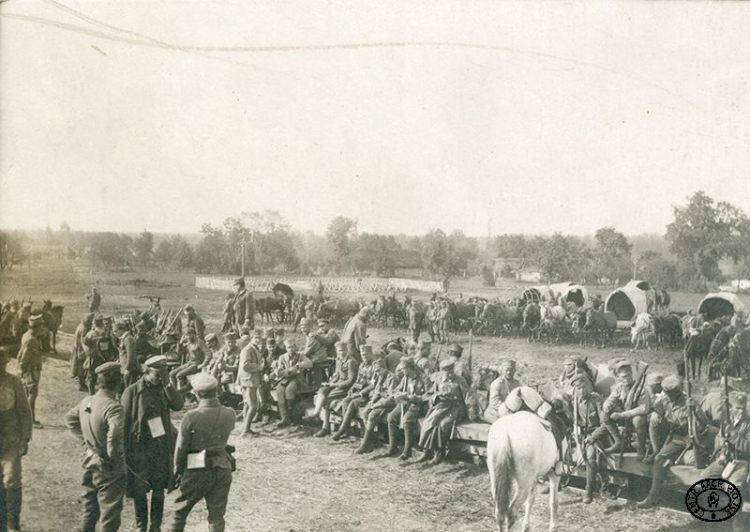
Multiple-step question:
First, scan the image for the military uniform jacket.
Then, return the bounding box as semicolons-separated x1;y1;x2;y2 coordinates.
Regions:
237;343;263;388
303;333;328;363
64;389;125;472
174;397;235;475
186;315;206;338
18;330;43;374
122;378;183;495
119;331;139;373
715;416;750;460
233;289;255;326
653;393;706;439
396;373;429;406
575;392;605;434
0;372;33;450
329;357;359;391
341;316;367;363
274;352;313;383
317;330;340;357
488;376;521;413
431;372;469;408
605;380;651;417
701;390;725;426
416;356;435;375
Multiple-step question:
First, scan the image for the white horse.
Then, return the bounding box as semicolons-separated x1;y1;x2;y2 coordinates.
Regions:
487;411;560;532
630;312;653;350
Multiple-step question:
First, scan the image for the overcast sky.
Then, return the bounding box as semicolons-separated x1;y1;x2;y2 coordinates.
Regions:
1;1;748;237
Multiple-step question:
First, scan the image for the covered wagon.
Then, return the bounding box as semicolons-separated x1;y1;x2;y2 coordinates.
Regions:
697;292;746;320
604;282;649;321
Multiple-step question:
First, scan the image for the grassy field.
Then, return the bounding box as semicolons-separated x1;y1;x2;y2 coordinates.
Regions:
0;261;738;532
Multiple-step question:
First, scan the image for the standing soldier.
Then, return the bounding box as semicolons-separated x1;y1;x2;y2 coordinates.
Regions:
408;303;421;342
221;294;234;334
73;313;95;392
122;355;183;532
341;307;371;364
64;362;126;532
0;347;33;532
87;287;102;313
83;315;117;395
114;321;139;389
232;278;255;334
183;306;205;340
273;339;313;428
17;314;46;428
237;331;263;437
168;373;236;532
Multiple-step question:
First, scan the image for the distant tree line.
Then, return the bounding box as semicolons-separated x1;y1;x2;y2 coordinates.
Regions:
7;191;750;292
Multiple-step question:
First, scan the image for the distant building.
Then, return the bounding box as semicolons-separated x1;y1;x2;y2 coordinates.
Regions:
516;267;542;283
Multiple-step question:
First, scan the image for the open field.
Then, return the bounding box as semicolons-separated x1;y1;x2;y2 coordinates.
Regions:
0;262;742;531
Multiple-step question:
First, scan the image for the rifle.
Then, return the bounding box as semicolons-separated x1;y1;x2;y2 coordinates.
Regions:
683;346;704;469
468;328;473;375
721;362;734;463
617;362;649;467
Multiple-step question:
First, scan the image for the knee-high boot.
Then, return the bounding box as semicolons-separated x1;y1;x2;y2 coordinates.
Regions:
277;400;292;427
333;408;356;441
636;462;665;508
635;426;648;461
134;494;149;532
355;428;375;454
603;422;622;453
399;425;413;460
150;489;165;532
582;465;596;504
7;486;22;531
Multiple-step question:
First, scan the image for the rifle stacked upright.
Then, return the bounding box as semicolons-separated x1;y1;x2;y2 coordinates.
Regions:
683;348;705;469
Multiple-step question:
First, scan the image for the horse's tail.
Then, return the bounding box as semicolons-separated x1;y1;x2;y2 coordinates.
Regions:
489;425;515;527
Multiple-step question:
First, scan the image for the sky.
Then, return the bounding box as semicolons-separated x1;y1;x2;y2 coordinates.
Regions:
1;1;749;238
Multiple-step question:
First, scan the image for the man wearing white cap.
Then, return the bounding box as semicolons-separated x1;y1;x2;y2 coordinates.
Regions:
17;314;47;428
169;373;236;532
122;355;183;532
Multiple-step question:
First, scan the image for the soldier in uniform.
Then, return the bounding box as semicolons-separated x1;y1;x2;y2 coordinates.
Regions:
603;360;650;459
208;333;241;399
221;294;234;334
183;306;205;340
702;391;750;531
135;322;157;364
383;342;405;373
237;331;263;437
114;321;139;389
83;315;117;396
72;313;95;392
0;347;33;532
168;373;236;532
483;359;521;423
273;339;313;428
307;342;359;437
384;357;429;460
64;362;126;532
122;355;184;532
17;315;46;428
447;344;472;387
87;287;101;313
417;359;469;465
341;307;371;364
638;374;708;508
169;328;205;392
408;303;421;342
315;319;339;359
332;344;375;441
232;278;255;333
354;357;399;453
415;340;435;376
300;318;328;386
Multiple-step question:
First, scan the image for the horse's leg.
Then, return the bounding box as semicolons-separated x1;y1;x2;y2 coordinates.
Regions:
522;482;536;532
548;472;560;532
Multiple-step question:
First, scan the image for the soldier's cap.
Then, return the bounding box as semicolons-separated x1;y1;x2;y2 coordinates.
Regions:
184;305;195;313
135;322;147;332
729;391;747;408
283;339;296;349
264;327;275;336
191;372;218;392
448;344;463;357
240;324;251;334
615;360;633;372
440;359;456;370
205;333;218;343
84;312;96;324
317;319;329;326
22;302;32;309
144;355;169;368
114;320;129;330
186;326;197;335
661;375;682;392
223;331;238;340
361;344;373;355
418;340;432;348
386;341;401;352
267;337;276;345
249;329;261;339
95;361;121;376
563;355;582;366
93;314;105;323
397;356;416;371
373;357;387;369
645;373;664;386
233;277;245;286
334;340;347;351
571;373;592;389
28;315;44;327
300;318;312;326
275;328;286;336
500;359;516;369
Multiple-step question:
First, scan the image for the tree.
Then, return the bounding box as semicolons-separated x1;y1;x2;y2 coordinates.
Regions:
538;233;591;283
134;230;154;269
666;191;727;288
420;229;466;285
154;240;174;271
88;232;133;270
326;216;358;272
716;201;750;282
638;250;680;290
592;227;632;285
354;233;400;276
0;231;28;270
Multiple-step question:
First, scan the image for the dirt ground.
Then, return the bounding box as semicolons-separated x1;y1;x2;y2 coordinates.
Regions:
0;262;735;532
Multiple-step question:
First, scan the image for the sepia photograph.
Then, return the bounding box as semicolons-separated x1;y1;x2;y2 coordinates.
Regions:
1;1;749;531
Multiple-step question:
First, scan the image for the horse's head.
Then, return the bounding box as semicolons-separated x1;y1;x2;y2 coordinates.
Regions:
42;299;52;311
584;308;596;328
